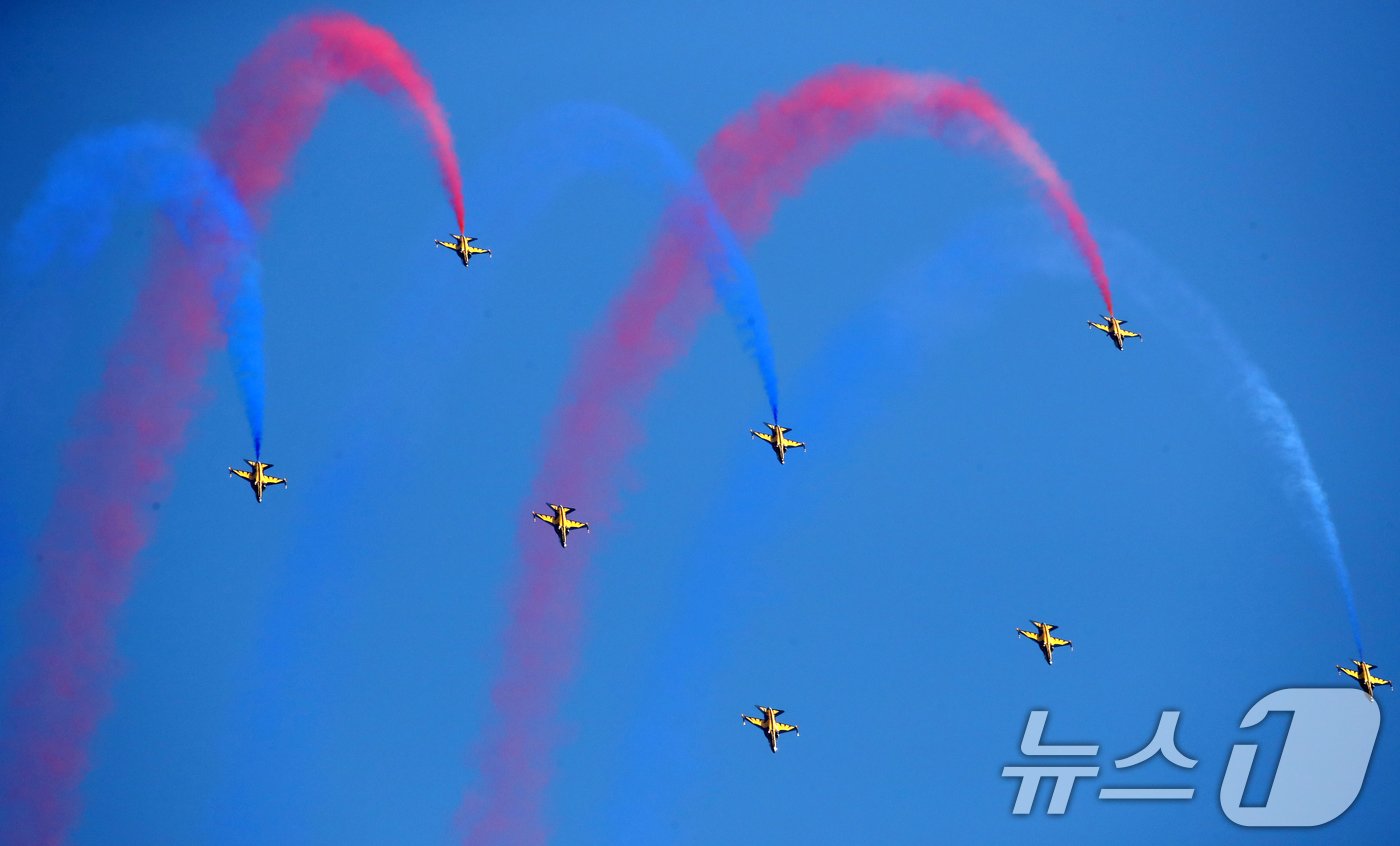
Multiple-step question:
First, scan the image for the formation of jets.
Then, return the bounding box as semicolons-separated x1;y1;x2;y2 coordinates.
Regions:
223;232;1381;760
1016;620;1074;666
531;502;590;548
435;232;491;267
228;459;286;503
742;705;800;753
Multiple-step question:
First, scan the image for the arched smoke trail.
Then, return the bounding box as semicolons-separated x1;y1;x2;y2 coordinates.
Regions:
5;123;265;450
470;102;780;417
461;66;1118;844
0;124;261;845
0;15;466;844
704;68;1116;316
211;101;773;841
204;12;466;234
614;209;1368;840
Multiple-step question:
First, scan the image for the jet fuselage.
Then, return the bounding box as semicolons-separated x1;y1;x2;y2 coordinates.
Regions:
550;504;570;547
1035;622;1055;665
771;425;788;464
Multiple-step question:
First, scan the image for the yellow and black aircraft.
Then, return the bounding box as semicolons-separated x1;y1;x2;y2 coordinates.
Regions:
741;705;800;753
1088;314;1142;350
228;459;287;503
435;233;491;267
531;503;590;548
750;422;806;465
1338;659;1392;701
1017;620;1074;665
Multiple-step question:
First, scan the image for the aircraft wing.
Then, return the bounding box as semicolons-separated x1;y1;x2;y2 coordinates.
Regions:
533;512;560;527
741;715;765;729
230;468;253;481
751;430;775;444
1016;628;1039;641
1372;673;1392;687
1339;666;1362;682
263;475;287;486
1088;321;1111;333
1120;329;1141;339
563;519;589;530
781;437;805;449
775;721;799;735
1048;636;1073;648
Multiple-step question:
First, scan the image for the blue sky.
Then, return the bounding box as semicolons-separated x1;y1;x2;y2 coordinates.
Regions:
1;2;1398;843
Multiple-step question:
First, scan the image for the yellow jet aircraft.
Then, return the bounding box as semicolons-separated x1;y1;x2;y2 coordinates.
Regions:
1017;620;1074;665
750;422;806;465
1088;314;1142;350
1337;659;1392;701
531;503;590;548
435;233;491;267
741;705;800;753
228;459;287;503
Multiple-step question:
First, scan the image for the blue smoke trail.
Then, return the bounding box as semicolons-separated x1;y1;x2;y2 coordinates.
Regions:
1241;365;1363;657
610;206;1367;840
1090;227;1367;659
471;102;781;419
6;123;266;455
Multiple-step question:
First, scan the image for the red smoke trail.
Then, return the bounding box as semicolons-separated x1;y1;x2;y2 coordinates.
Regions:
462;67;1114;843
204;13;466;233
702;68;1113;314
0;252;219;846
0;15;464;843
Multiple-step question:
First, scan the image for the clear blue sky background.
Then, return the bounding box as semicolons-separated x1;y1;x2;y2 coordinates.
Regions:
1;1;1398;843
